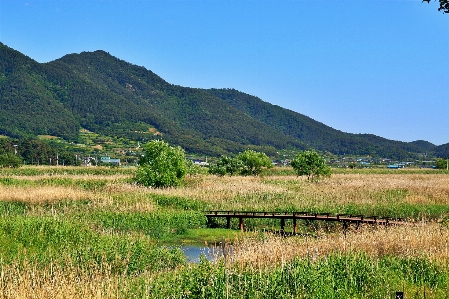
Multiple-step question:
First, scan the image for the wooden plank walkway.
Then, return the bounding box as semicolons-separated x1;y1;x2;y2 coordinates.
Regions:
204;211;407;233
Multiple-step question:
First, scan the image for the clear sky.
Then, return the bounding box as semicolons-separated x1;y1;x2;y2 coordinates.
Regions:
1;0;448;145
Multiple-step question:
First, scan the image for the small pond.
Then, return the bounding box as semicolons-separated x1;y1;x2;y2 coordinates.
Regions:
181;244;232;263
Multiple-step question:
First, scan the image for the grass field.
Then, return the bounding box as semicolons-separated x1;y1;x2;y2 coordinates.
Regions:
0;166;448;298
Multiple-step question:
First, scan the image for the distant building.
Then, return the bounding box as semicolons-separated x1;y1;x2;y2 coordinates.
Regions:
387;164;402;169
100;156;120;166
82;156;95;167
193;159;209;166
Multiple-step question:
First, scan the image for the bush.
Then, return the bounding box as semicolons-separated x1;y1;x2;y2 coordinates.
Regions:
135;140;187;187
209;156;244;176
209;151;272;176
237;150;272;176
0;153;21;168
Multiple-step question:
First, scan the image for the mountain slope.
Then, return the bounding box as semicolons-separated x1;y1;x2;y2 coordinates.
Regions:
0;42;446;158
0;43;79;140
0;43;306;155
46;50;307;154
206;88;434;158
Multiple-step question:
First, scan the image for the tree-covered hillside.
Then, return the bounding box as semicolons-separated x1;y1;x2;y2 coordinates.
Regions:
0;42;447;158
206;88;446;159
45;50;307;155
0;43;79;140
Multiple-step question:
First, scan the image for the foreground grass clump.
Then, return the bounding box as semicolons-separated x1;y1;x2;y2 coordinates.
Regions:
0;216;186;274
144;224;449;298
144;254;448;299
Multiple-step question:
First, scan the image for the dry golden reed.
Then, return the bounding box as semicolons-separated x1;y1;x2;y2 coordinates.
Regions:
0;185;93;203
0;262;123;299
228;223;449;268
143;172;449;211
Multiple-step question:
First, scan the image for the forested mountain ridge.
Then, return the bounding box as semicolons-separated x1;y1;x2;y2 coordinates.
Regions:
0;42;447;158
0;43;79;140
0;43;306;155
206;89;444;158
45;50;307;155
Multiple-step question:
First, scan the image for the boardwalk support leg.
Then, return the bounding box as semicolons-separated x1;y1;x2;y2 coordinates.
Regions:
239;217;244;232
207;216;212;228
343;221;349;237
293;218;297;234
280;218;285;234
226;217;230;229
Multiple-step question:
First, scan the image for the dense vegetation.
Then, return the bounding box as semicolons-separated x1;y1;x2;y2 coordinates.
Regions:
136;140;188;187
207;88;446;159
291;150;331;181
1;42;447;159
0;166;449;297
209;150;273;176
0;138;80;166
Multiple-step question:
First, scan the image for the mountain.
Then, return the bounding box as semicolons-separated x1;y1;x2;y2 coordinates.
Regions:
0;43;79;140
0;42;447;158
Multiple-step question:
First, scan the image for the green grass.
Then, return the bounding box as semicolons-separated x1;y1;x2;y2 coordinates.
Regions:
1;166;449;297
0;216;186;274
89;210;207;238
0;165;135;176
131;253;449;298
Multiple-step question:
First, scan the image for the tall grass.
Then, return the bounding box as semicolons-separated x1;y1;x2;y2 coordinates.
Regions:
0;216;186;274
1;166;448;297
91;210;207;238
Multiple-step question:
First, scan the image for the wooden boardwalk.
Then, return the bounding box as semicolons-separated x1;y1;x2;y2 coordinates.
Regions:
204;211;407;233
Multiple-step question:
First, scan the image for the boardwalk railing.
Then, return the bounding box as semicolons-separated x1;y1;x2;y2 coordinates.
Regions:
204;211;407;233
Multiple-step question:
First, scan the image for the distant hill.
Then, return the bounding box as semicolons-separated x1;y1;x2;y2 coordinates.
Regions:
0;42;447;158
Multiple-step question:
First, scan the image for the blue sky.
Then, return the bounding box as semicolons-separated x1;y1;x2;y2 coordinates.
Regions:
1;0;448;145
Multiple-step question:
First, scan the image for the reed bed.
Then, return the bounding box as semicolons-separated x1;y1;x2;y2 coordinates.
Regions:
0;167;448;297
0;262;123;299
0;185;96;203
228;223;449;267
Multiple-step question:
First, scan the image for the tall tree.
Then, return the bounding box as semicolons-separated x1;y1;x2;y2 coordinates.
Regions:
291;150;331;182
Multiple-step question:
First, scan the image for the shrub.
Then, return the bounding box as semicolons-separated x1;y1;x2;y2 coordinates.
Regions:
237;150;272;176
0;153;22;168
135;140;187;187
209;156;244;176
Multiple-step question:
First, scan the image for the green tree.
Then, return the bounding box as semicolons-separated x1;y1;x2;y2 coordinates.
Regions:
209;156;244;176
291;150;331;181
435;158;449;170
0;153;22;168
186;159;209;176
237;150;272;176
135;140;187;187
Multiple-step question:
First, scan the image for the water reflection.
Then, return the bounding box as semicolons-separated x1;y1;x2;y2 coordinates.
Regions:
182;244;232;263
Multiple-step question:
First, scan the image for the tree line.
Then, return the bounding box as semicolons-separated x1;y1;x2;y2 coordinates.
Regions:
136;140;331;188
0;138;80;167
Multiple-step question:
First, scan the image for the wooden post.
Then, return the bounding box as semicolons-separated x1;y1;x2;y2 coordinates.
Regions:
207;216;212;228
226;217;230;229
293;218;297;234
239;217;244;232
280;218;285;233
343;221;349;237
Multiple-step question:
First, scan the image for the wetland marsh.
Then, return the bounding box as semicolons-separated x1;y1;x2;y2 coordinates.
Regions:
0;166;448;298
